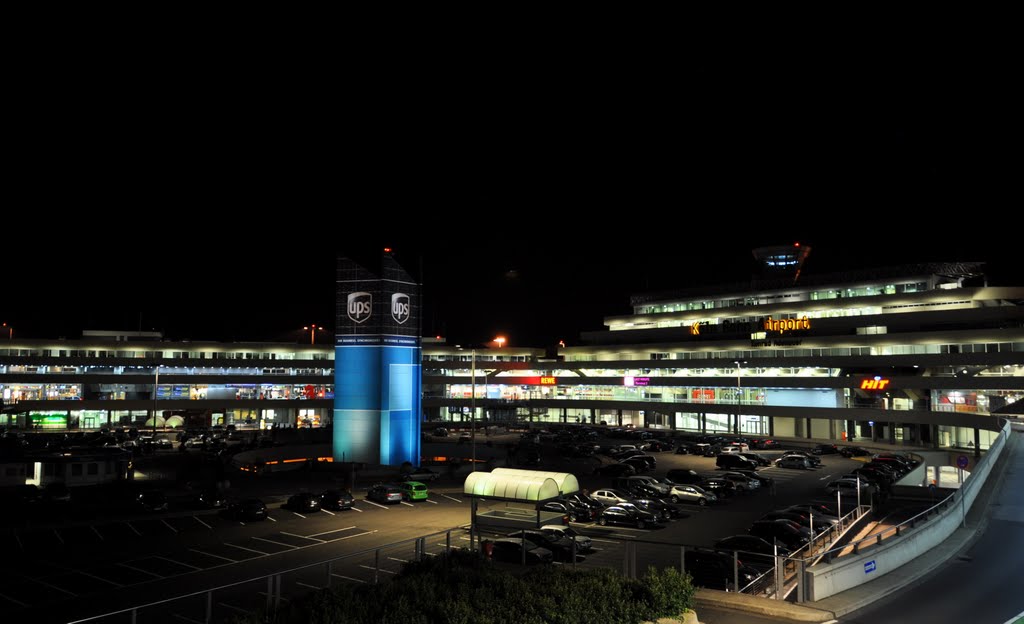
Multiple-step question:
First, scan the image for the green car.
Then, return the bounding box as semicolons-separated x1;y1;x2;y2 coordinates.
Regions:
399;481;429;501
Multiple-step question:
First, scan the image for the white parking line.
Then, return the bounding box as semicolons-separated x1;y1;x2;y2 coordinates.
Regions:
225;543;268;555
172;614;203;624
266;516;277;522
32;578;77;596
193;516;212;530
74;569;124;587
306;527;355;540
363;500;389;510
358;565;397;575
321;509;336;516
296;581;322;590
388;556;409;563
190;548;236;563
819;473;835;481
91;526;104;541
117;562;162;578
14;533;23;552
400;501;414;507
292;512;307;519
425;499;439;505
54;529;64;545
257;592;289;603
218;602;251;615
590;538;618;543
157;556;200;571
350;506;363;512
330;530;375;542
126;522;142;536
162;519;178;534
332;573;366;583
0;592;28;607
254;536;296;549
442;494;463;503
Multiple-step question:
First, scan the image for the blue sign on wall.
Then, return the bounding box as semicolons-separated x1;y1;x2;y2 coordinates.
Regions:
864;560;876;574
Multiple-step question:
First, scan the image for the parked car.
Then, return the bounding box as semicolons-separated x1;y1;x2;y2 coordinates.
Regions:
683;548;761;591
398;481;429;502
630;498;685;520
226;498;268;521
812;443;839;455
593;462;636;477
825;478;875;497
194;488;227;509
590;488;632;506
719;471;761;492
44;483;71;503
613;475;670;496
693;443;721;457
663;482;716;506
732;469;775;490
641;439;673;452
716;454;759;471
596;504;661;529
367;484;404;504
738;452;772;467
713;535;791;569
399;466;440;482
539;524;593;552
759;510;826;535
701;477;738;498
839;445;871;458
568;492;604;515
286;492;322;513
665;469;706;485
137;490;169;512
507;529;578;562
748;519;811;549
538;498;593;522
776;455;813;470
489;538;554;564
319;489;355;511
780;451;821;467
621;455;656;472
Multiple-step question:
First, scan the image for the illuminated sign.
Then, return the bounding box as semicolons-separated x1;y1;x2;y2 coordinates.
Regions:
860;377;891;390
763;316;810;334
624;376;650;387
691;322;702;335
540;376;556;385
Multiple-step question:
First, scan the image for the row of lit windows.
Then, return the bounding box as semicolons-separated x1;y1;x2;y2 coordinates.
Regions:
565;341;1024;362
636;281;930;314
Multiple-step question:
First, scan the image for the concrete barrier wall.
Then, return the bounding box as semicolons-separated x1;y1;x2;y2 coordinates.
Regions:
806;419;1010;601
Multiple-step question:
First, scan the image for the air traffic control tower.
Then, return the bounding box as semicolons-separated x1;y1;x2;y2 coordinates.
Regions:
333;252;422;466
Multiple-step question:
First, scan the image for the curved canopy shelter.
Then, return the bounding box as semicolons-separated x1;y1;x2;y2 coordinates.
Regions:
464;471;561;504
491;468;580;497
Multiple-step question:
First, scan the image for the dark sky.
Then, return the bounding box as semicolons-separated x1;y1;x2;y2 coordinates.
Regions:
5;56;1015;348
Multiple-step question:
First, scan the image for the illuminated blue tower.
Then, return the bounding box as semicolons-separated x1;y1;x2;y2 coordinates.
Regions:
333;253;421;466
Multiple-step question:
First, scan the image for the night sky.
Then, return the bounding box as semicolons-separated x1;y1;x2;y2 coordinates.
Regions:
5;57;1015;348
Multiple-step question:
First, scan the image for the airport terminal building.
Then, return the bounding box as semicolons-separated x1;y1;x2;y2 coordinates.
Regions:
2;260;1022;457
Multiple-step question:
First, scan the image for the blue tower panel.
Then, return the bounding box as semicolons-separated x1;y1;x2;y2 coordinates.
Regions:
379;346;421;466
334;345;381;463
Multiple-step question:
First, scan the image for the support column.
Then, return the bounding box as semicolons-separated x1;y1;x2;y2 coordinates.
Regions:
931;424;940;449
670;412;677;432
561;407;567;424
806;418;812;439
590;408;596;425
889;422;897;445
617;410;623;427
768;416;775;437
973;428;981;458
699;413;706;434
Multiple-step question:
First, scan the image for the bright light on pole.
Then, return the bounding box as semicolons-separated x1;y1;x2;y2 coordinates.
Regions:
2;322;11;339
303;325;322;345
471;349;477;472
493;336;506;348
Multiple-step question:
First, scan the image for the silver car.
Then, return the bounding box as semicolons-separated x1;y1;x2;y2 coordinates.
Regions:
590;488;631;506
665;483;717;505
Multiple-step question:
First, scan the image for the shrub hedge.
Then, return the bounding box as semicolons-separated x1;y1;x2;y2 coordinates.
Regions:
230;551;695;624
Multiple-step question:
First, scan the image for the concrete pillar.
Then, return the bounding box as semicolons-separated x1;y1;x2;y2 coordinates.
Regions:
931;424;940;449
617;410;623;427
699;413;706;434
973;429;981;457
561;407;567;424
590;408;596;425
670;412;677;431
768;416;775;437
806;418;812;439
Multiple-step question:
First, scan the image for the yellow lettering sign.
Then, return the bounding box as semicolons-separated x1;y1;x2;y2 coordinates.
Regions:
763;316;810;334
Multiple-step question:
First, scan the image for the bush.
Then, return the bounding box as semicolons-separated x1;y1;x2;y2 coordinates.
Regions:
230;551;695;624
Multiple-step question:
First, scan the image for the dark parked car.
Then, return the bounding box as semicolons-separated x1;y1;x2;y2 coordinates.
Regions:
286;492;322;513
665;469;705;485
195;488;227;509
733;469;775;489
701;477;738;498
780;450;821;467
812;443;839;455
226;498;268;521
776;455;812;470
320;489;355;511
621;455;656;472
738;452;772;467
748;519;811;549
593;462;636;477
489;538;553;564
568;492;605;515
538;499;595;522
713;535;791;570
684;548;762;591
631;498;685;520
507;529;579;562
136;490;169;512
596;504;661;529
839;446;872;458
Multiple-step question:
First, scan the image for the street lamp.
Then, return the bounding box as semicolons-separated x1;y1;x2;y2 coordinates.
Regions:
2;322;11;339
493;336;506;348
303;325;324;345
733;360;747;435
471;349;477;472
